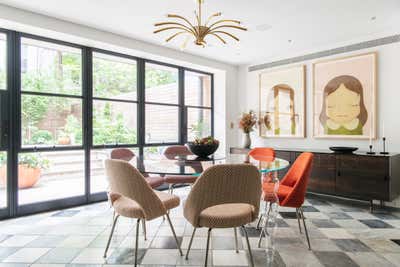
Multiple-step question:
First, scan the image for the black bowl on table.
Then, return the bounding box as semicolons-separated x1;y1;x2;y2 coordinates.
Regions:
187;142;219;158
329;147;358;154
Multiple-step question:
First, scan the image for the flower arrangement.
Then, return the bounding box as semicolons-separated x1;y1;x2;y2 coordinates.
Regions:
239;110;257;133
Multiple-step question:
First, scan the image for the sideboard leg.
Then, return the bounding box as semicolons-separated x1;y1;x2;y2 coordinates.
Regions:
370;200;374;213
380;200;385;209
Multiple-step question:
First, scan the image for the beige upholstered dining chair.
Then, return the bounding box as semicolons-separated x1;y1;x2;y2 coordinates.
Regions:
163;145;197;194
184;164;262;267
104;159;183;266
109;148;164;241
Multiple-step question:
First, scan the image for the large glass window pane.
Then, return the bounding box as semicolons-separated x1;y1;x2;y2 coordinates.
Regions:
0;33;6;90
21;95;82;147
143;146;168;159
93;100;137;146
0;151;7;208
185;71;211;107
187;108;212;140
93;52;137;100
90;148;138;194
145;63;178;104
18;151;85;204
145;104;179;143
21;38;82;95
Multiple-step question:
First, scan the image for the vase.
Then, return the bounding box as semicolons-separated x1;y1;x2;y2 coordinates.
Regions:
242;132;251;149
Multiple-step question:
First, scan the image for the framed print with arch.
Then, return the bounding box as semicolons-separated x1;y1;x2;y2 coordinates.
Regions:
259;65;306;138
313;52;377;139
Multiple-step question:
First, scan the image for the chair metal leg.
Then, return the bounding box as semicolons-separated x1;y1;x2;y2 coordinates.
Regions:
234;227;239;253
242;226;255;267
103;214;120;258
185;227;197;260
296;208;302;234
205;228;212;267
165;213;183;256
142;219;147;241
256;215;263;230
299;207;311;250
134;218;140;266
169;184;174;194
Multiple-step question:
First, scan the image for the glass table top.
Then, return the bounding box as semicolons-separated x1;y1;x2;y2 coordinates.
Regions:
128;154;290;176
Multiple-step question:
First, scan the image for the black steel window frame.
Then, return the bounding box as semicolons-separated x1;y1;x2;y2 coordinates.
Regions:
91;48;140;149
182;69;214;143
0;27;214;218
143;60;181;147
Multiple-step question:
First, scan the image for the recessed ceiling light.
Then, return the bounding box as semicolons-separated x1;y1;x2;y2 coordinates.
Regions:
255;24;272;32
288;39;293;43
371;16;376;21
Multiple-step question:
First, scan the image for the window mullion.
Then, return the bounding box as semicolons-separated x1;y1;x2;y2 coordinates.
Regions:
137;59;145;157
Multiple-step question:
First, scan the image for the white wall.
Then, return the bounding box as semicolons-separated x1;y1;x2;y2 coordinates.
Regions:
237;41;400;207
0;3;239;152
237;42;400;153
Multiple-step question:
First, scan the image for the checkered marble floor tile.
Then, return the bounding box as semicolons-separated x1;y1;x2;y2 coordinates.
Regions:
0;188;400;267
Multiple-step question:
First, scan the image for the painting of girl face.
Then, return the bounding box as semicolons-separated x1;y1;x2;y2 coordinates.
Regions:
313;53;376;139
326;83;361;125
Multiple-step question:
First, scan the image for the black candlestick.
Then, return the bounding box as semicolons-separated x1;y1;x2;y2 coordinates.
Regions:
380;137;389;155
367;145;376;155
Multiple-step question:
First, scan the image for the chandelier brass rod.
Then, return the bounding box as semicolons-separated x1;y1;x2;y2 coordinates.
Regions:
154;22;197;35
204;12;222;26
207;19;241;29
166;31;188;42
209;25;247;32
154;27;192;34
167;14;198;34
210;30;240;41
209;33;227;44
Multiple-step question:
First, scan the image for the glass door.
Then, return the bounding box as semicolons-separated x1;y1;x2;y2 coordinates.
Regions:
17;36;86;215
0;32;9;217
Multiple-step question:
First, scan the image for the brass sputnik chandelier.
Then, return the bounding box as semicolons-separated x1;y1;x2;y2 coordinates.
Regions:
154;0;247;49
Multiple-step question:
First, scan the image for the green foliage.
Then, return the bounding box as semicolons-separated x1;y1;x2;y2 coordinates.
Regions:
31;130;53;145
93;102;137;145
64;115;82;144
0;71;5;90
145;68;176;88
21;94;49;127
19;153;50;169
93;57;137;98
190;120;210;139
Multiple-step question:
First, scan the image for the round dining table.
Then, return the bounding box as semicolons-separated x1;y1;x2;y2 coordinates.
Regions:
130;153;290;176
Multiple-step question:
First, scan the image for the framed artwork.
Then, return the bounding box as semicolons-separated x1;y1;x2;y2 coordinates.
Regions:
313;52;377;139
259;65;306;138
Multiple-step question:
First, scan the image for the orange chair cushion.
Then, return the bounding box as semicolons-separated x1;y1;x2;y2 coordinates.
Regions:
262;183;292;203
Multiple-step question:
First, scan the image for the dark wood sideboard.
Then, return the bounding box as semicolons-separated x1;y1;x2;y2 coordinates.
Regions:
230;147;400;209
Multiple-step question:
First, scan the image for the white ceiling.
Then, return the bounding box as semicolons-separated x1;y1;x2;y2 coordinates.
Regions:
0;0;399;65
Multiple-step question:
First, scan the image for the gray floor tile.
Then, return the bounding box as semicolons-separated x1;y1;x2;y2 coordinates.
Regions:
326;212;352;220
150;237;182;249
0;248;19;260
37;248;81;264
211;236;243;250
311;219;340;228
359;219;394;229
333;239;372;252
314;251;359;267
26;235;67;248
106;248;146;265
